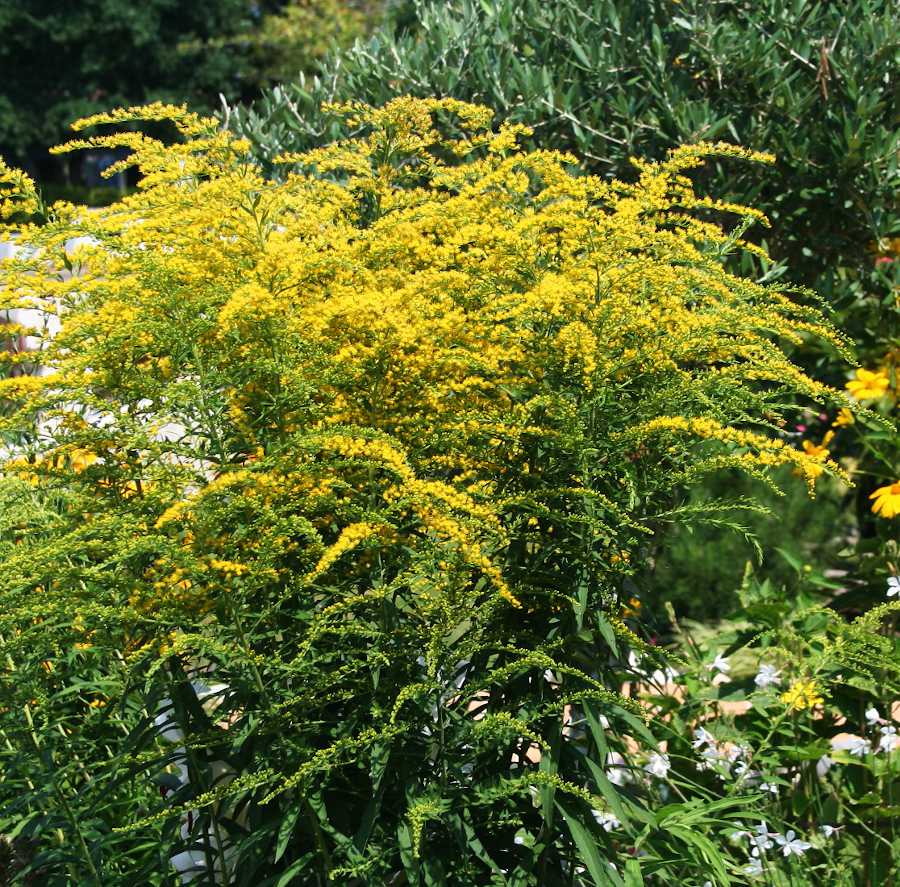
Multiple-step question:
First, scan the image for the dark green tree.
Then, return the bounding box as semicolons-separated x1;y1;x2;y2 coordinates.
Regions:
0;0;287;177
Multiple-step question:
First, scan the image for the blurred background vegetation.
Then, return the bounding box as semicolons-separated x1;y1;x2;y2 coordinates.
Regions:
1;3;898;881
0;0;378;196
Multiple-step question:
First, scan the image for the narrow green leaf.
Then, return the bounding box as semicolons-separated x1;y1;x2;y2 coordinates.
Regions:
556;802;624;887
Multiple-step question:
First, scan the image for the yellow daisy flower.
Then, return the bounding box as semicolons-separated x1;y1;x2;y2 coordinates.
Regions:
870;481;900;519
780;679;824;711
846;368;890;401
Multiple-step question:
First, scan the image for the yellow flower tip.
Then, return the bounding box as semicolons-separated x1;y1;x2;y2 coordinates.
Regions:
780;679;824;712
832;407;855;428
801;439;830;460
501;588;522;608
870;481;900;519
845;368;890;401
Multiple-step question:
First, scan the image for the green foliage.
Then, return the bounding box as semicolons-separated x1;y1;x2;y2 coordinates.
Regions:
634;567;900;885
0;0;344;168
225;0;900;622
239;1;377;90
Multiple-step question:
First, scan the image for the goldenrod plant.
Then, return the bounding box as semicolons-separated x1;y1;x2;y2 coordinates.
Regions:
227;0;900;618
0;99;857;884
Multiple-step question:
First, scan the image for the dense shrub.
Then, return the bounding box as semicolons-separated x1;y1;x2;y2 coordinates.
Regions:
223;0;900;614
0;99;858;883
239;0;378;90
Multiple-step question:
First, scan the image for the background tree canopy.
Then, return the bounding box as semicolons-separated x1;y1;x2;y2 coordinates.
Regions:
0;0;373;183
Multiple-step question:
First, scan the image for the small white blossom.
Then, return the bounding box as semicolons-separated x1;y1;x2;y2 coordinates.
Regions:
733;761;759;781
708;654;730;674
850;737;872;757
692;726;715;749
605;751;632;786
820;824;843;839
775;830;812;857
744;856;765;876
750;823;775;853
816;754;835;776
754;664;782;689
865;707;884;725
726;744;748;763
591;810;621;832
759;782;779;795
833;735;872;757
645;752;671;779
887;576;900;598
878;725;899;753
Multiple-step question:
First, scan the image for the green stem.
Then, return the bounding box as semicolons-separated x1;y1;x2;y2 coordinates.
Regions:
191;344;229;466
24;705;103;885
304;797;332;886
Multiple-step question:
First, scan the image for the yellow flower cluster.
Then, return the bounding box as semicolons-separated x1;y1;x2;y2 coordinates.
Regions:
306;522;385;579
0;96;849;653
0;155;40;219
780;679;825;712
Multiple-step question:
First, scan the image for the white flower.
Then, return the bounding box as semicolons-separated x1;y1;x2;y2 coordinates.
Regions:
759;782;779;795
878;725;899;753
865;707;883;725
850;737;872;757
627;650;645;674
775;830;812;857
754;664;782;689
591;810;621;832
743;856;764;876
650;665;681;686
708;654;730;674
605;751;632;786
887;576;900;598
645;752;671;779
726;744;748;763
820;824;843;838
832;735;872;757
750;823;774;853
816;755;835;776
733;761;758;780
692;727;715;749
